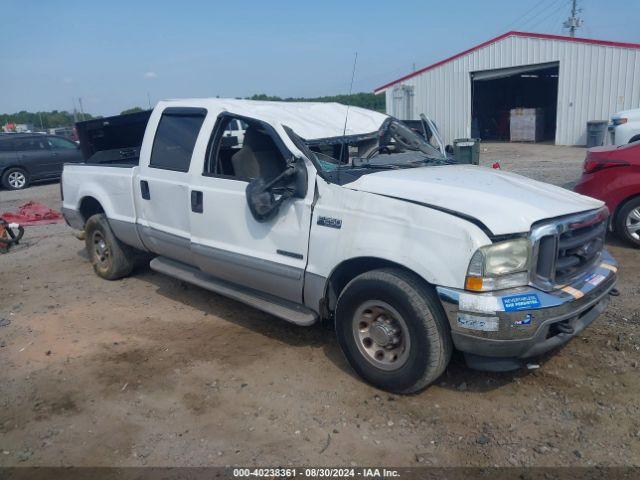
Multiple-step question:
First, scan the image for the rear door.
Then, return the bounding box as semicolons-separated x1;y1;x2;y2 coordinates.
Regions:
134;107;207;265
13;136;52;179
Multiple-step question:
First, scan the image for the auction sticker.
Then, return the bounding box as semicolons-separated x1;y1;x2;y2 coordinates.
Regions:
584;272;606;287
501;294;541;312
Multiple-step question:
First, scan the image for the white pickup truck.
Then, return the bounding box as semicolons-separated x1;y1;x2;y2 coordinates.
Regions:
62;99;618;393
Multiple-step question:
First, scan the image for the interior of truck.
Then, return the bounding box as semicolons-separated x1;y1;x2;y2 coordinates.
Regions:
208;116;287;182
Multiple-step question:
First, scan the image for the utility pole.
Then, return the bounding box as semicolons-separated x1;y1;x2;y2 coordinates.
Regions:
563;0;582;37
78;97;85;121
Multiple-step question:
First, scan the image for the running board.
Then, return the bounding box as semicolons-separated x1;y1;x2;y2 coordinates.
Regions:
149;256;318;326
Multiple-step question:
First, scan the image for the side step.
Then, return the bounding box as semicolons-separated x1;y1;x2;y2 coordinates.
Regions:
149;256;318;326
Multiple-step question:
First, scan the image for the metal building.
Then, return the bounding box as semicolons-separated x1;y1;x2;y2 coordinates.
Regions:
374;31;640;145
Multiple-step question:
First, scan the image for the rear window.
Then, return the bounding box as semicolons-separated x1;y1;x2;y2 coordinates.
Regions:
149;108;207;172
14;137;49;151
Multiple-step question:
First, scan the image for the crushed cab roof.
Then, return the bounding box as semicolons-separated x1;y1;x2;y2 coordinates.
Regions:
157;98;389;140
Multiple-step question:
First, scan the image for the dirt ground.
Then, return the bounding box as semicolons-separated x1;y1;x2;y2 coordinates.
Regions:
1;142;639;468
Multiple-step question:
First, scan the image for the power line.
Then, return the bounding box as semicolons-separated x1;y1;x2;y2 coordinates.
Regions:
528;0;571;32
506;0;555;30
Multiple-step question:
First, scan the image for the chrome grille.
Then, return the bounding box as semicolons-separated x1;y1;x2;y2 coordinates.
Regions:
531;208;608;290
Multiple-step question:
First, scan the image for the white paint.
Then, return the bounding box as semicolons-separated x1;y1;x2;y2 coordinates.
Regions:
344;163;602;235
610;107;640;144
62;98;605;296
378;33;640;145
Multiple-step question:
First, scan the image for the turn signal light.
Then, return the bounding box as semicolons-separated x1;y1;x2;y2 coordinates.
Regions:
465;276;484;291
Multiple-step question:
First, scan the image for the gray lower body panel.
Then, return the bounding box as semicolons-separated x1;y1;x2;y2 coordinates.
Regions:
109;219;148;251
138;225;195;266
62;207;84;230
150;256;317;326
192;243;303;304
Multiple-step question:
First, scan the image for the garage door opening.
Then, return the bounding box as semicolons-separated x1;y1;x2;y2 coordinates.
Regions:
471;62;559;142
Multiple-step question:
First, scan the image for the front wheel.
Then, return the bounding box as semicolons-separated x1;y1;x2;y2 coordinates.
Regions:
84;214;135;279
335;268;452;393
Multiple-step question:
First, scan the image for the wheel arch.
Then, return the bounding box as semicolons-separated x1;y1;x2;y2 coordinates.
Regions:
629;134;640;144
613;193;640;224
317;256;435;320
78;196;106;224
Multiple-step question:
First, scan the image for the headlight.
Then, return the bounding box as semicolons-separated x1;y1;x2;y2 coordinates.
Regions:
465;238;531;292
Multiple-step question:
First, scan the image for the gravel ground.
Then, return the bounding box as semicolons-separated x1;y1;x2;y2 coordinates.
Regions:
1;142;639;468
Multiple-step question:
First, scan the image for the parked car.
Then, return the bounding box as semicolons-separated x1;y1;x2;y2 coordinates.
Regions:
609;108;640;145
0;134;83;190
61;99;617;393
574;141;640;247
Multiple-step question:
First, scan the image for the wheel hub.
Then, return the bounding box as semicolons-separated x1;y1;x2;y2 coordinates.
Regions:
369;319;401;348
352;300;410;371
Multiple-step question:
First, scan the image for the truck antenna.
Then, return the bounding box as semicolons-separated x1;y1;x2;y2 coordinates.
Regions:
337;52;358;184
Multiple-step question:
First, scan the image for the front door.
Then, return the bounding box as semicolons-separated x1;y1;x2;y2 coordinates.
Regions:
189;114;315;303
135;107;207;265
46;136;83;174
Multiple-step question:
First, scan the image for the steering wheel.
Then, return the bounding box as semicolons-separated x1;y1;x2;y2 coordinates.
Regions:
389;123;418;150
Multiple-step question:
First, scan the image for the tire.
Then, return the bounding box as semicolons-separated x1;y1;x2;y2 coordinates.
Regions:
335;268;452;393
614;197;640;248
2;167;30;190
84;214;135;280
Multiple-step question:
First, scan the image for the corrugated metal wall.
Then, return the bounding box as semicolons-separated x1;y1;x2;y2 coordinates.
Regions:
382;35;640;145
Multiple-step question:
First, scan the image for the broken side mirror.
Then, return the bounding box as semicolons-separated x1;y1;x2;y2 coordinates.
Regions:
246;157;308;222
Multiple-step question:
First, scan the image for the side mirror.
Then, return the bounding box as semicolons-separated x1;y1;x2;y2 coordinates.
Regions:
246;157;308;222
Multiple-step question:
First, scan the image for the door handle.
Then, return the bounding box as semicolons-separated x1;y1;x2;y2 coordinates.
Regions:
191;190;203;213
140;180;150;200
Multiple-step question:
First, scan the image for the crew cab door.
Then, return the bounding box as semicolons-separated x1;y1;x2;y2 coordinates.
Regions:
134;107;207;265
188;114;316;303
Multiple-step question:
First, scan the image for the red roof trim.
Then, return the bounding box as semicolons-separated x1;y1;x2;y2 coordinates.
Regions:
374;31;640;93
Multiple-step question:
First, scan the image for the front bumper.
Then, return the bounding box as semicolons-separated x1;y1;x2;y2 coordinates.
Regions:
436;251;618;371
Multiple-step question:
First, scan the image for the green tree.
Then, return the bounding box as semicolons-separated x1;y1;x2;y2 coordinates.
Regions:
120;107;145;115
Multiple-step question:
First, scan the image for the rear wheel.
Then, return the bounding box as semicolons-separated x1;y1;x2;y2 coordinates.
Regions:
615;197;640;248
84;214;135;279
335;268;452;393
2;167;29;190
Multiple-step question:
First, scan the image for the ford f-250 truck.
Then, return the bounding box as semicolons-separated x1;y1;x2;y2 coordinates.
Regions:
62;99;618;393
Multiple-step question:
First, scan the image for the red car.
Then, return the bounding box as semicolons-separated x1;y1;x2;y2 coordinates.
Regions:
574;141;640;247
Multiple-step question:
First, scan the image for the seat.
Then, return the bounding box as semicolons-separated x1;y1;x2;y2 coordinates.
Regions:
231;127;284;182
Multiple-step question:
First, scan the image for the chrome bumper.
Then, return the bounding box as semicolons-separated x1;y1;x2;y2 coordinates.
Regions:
436;250;618;371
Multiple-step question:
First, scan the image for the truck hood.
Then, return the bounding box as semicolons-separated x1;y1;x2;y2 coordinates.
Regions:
344;165;603;236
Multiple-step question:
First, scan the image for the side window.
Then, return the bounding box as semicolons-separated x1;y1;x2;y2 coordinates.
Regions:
15;137;48;151
48;137;77;149
205;116;286;182
149;108;206;172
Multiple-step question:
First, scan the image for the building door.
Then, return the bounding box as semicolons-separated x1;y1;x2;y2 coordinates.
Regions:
392;85;414;120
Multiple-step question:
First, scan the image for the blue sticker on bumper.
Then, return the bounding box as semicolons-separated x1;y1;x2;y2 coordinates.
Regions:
502;294;541;311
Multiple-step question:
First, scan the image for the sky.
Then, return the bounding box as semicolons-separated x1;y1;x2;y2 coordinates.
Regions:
1;0;639;117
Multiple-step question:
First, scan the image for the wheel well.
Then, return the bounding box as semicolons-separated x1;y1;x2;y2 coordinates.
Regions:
79;197;105;223
613;194;640;223
629;135;640;144
324;257;431;314
2;165;29;176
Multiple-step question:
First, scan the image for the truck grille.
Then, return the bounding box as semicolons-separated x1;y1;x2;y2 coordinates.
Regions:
532;208;608;289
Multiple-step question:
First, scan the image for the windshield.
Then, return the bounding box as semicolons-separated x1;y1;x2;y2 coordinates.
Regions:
293;117;449;176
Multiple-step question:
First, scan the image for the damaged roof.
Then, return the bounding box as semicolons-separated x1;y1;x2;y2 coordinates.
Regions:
157;98;389;141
